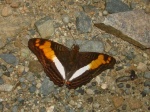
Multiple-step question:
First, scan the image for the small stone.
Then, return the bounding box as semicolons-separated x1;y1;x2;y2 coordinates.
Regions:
87;97;93;103
62;15;70;24
26;73;35;82
144;80;150;87
17;97;24;104
0;54;18;65
40;107;46;112
28;60;43;73
5;0;12;4
35;16;54;38
10;1;20;8
101;83;108;89
0;84;13;92
0;78;4;85
86;89;94;95
12;105;18;112
0;102;3;110
128;98;142;110
116;76;130;82
93;103;100;108
137;62;147;72
40;77;54;96
19;77;25;83
103;10;108;16
143;71;150;79
112;96;124;108
28;85;36;93
122;104;127;110
106;0;132;13
117;83;124;88
76;12;92;33
126;84;131;88
1;5;12;17
76;88;85;95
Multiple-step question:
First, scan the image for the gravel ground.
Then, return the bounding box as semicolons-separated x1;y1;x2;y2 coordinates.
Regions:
0;0;150;112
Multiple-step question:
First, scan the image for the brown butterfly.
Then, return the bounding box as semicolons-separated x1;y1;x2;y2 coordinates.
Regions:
28;38;116;89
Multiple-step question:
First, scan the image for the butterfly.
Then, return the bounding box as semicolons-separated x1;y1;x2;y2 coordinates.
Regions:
28;38;116;89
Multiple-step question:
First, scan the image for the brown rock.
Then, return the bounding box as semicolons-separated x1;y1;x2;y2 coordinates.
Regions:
112;96;124;108
5;0;12;4
28;60;43;73
11;1;20;8
1;5;12;17
95;10;150;49
128;98;142;110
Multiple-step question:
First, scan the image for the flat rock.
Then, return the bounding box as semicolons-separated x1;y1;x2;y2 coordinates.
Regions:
66;39;104;52
106;0;132;13
35;16;54;38
95;10;150;49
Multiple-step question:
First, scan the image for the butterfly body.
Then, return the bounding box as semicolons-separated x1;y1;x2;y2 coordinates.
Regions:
28;38;116;89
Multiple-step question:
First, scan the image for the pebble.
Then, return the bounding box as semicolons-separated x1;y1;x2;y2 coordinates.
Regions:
137;62;147;72
26;73;35;82
122;104;127;110
128;98;142;110
28;61;43;73
117;83;124;88
87;97;93;103
28;85;36;93
12;105;18;112
19;77;25;83
101;83;108;89
0;102;3;111
40;77;54;96
62;15;70;24
0;78;4;85
112;96;124;108
143;71;150;79
20;82;27;89
10;1;20;8
35;16;54;38
40;107;46;112
144;80;150;87
102;10;108;16
105;0;132;13
141;87;150;97
1;5;12;17
86;89;94;95
76;12;92;33
17;97;24;104
0;53;18;65
116;76;131;82
76;88;85;95
0;84;13;92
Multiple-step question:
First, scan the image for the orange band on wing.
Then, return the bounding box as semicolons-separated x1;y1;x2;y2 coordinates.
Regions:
35;39;55;60
89;55;111;69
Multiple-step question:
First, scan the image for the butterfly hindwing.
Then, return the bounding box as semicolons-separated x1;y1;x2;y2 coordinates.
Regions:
66;52;116;89
28;38;69;86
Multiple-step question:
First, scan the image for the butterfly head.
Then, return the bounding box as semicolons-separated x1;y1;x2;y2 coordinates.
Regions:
71;44;79;51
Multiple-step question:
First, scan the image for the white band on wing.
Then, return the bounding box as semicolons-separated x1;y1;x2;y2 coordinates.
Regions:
53;57;65;80
69;65;90;81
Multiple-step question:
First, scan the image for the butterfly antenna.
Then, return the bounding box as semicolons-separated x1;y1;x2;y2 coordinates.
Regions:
67;25;77;45
79;34;99;48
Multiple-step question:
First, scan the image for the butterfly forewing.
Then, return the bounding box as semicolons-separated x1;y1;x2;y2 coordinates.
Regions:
28;38;69;86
